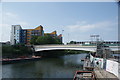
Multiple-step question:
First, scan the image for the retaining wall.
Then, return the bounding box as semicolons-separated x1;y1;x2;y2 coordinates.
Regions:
90;54;120;78
106;60;119;78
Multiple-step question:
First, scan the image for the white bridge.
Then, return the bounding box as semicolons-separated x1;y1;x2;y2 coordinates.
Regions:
34;45;119;52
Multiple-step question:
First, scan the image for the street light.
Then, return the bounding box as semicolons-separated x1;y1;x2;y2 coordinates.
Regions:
62;30;64;36
62;30;64;44
68;33;70;43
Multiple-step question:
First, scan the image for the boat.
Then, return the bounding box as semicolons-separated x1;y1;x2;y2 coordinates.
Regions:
73;71;95;80
1;56;42;64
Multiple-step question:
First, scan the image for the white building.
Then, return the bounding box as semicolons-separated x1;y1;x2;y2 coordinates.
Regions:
10;25;22;45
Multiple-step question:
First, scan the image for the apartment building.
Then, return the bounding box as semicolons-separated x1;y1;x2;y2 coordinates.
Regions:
44;31;62;43
10;25;22;45
10;25;44;45
25;25;44;45
10;25;62;45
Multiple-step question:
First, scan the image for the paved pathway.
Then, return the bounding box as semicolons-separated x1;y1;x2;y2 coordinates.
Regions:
94;67;119;79
83;58;119;79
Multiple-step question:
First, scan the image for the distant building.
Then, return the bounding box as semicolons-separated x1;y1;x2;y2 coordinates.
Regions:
10;25;62;45
10;25;22;45
58;34;62;43
24;25;44;45
44;31;57;37
44;31;62;43
68;41;120;46
10;25;44;45
0;41;10;45
20;29;27;44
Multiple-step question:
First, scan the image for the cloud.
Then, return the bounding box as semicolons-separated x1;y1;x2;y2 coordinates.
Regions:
3;12;29;26
5;12;18;18
0;24;10;42
1;12;29;42
67;24;95;32
62;20;118;43
66;21;117;32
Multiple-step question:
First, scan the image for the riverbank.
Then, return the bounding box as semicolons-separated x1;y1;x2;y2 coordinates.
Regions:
1;56;42;64
1;51;90;65
2;44;33;59
2;44;90;58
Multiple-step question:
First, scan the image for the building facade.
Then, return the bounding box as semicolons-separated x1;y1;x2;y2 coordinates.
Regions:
10;25;22;45
44;31;57;37
44;31;62;43
25;25;44;45
20;29;27;44
10;25;62;45
10;25;44;45
58;34;62;43
68;41;120;46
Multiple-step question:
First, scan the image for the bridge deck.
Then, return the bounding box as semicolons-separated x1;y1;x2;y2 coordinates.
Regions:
34;45;119;52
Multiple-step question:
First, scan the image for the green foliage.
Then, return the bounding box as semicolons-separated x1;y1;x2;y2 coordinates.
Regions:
30;35;62;45
30;36;38;45
2;44;32;58
70;41;76;44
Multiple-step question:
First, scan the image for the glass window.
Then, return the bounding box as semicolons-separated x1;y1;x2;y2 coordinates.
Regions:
27;31;30;32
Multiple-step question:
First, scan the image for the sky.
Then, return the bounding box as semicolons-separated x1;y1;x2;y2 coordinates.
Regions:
0;2;118;43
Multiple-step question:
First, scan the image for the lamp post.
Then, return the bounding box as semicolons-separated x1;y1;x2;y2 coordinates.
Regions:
68;33;70;44
62;30;64;44
62;30;64;35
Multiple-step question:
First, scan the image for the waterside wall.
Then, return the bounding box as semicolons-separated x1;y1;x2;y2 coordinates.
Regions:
90;54;120;78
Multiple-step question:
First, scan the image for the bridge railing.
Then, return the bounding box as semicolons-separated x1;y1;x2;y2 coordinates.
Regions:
34;45;97;48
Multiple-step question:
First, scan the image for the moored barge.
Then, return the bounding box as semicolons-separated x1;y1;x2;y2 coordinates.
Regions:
73;71;95;80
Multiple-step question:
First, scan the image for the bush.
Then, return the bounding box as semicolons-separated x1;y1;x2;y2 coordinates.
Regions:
30;35;62;45
2;44;32;58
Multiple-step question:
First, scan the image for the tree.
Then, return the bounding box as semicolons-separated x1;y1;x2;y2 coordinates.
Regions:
2;44;32;58
70;41;76;44
30;36;38;45
36;36;45;45
30;35;62;45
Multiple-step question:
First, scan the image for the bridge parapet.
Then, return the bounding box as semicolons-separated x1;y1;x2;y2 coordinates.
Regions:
33;45;97;52
34;44;96;48
33;45;119;52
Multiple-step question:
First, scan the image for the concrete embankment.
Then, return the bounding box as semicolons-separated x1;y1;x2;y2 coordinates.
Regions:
83;56;119;79
94;67;118;79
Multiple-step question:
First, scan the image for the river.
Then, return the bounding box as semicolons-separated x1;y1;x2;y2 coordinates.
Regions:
2;53;88;78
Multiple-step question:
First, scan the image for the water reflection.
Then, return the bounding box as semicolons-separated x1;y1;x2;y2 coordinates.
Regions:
2;53;87;78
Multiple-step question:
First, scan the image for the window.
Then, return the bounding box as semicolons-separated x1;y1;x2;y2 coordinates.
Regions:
27;36;30;37
27;31;30;32
14;27;15;34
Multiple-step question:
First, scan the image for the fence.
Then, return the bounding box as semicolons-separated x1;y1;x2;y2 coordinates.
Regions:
106;60;119;78
90;54;120;78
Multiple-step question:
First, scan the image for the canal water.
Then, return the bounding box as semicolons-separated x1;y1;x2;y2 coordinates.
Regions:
2;53;88;78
